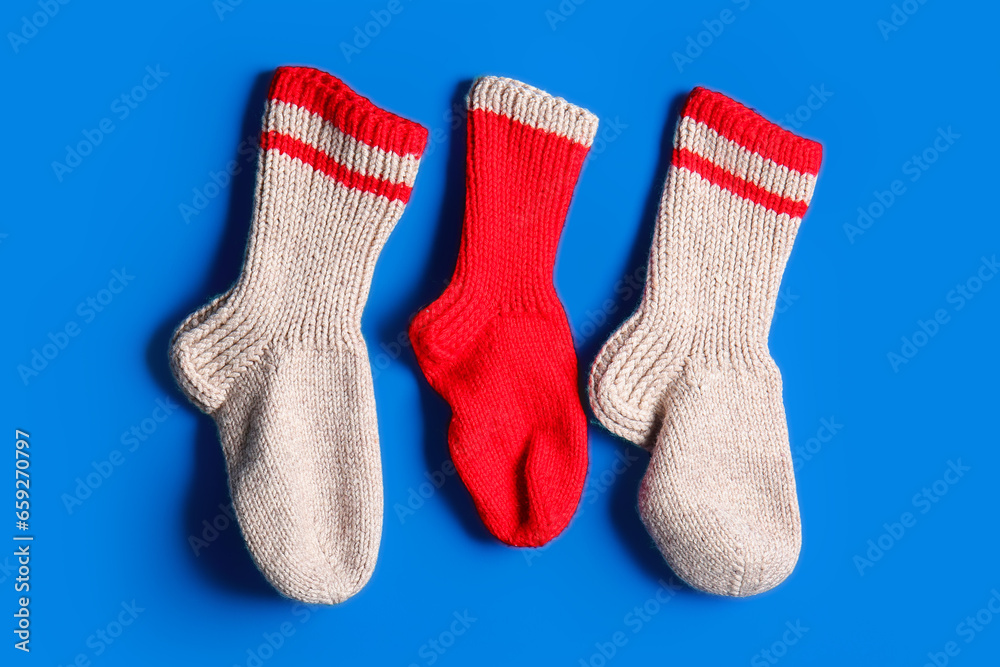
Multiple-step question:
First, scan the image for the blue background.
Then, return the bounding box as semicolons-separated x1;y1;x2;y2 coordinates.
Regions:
3;0;999;664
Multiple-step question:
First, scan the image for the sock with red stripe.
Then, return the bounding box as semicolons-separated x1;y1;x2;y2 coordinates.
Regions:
170;66;427;604
589;88;822;595
409;77;598;547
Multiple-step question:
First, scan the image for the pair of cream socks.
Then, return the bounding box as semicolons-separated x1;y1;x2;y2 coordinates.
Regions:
589;88;822;596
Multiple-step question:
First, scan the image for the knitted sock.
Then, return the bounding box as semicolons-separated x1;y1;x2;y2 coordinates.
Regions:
592;88;822;595
170;66;427;604
409;77;598;547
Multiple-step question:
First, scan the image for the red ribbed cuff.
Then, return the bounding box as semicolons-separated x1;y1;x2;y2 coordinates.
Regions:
267;66;428;158
682;87;822;176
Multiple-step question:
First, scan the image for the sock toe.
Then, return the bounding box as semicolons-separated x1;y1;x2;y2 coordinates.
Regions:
637;367;801;596
217;348;384;605
450;405;587;547
639;488;800;596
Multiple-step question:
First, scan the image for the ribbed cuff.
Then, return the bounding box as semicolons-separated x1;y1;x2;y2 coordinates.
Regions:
681;87;822;177
268;66;428;158
468;76;599;148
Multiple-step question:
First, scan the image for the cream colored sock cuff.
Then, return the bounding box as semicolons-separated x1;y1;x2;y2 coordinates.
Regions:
468;75;599;147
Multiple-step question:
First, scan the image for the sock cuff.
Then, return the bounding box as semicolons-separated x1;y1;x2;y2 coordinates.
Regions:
263;66;428;203
674;87;822;218
268;66;428;156
468;76;599;147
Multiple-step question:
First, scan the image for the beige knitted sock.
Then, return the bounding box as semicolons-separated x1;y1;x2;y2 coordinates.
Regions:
590;88;822;595
169;66;427;604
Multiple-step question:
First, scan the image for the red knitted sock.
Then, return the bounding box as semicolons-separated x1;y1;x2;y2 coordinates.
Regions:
410;77;598;547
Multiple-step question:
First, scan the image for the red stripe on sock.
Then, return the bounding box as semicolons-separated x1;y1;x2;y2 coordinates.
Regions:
673;147;810;219
681;87;822;177
260;131;414;204
267;66;428;159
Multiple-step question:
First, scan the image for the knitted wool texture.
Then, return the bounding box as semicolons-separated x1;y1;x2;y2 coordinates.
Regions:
589;88;822;596
170;66;427;604
409;77;598;547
